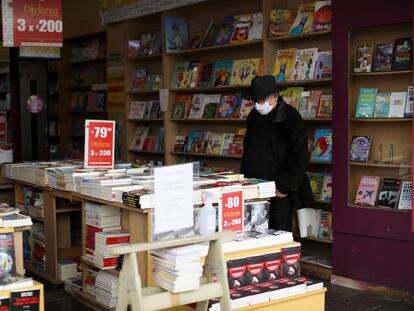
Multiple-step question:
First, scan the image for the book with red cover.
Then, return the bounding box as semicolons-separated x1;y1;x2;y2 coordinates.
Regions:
355;175;381;206
228;135;244;156
217;95;237;119
95;231;130;245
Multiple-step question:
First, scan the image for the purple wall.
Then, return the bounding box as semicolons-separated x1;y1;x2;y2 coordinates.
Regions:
332;0;414;291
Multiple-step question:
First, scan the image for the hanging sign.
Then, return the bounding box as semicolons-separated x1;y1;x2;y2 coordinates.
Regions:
84;120;115;168
219;189;244;235
2;0;63;47
0;111;6;144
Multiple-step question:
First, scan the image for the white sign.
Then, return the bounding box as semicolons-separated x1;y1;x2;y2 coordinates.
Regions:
159;89;169;112
154;163;193;234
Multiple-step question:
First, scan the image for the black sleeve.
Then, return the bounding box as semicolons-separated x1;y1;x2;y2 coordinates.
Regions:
275;109;309;192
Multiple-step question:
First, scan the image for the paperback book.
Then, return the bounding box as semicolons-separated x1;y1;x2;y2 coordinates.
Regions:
278;87;303;110
230;58;262;86
349;136;371;163
230;14;253;44
172;94;192;119
273;49;296;82
217;95;237;118
269;9;295;36
202;95;221;119
306;90;322;118
288;3;315;35
378;178;402;209
354;45;374;73
355;88;378;118
398;181;412;210
291;48;318;81
392;37;412;71
171;62;190;89
316;94;332;118
307;173;325;200
355;175;381;206
373;92;391;118
214;16;233;46
165;16;188;53
313;50;332;79
320;175;332;202
188;94;205;119
373;43;393;72
313;1;332;32
405;86;413;118
388;92;407;118
211;60;233;87
311;129;332;162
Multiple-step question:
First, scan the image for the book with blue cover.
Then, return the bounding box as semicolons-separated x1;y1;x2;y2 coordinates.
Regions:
311;129;332;162
355;88;378;118
374;92;391;118
210;60;234;87
165;16;189;53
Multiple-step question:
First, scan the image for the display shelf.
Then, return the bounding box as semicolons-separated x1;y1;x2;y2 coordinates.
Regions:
349;161;411;168
303;118;332;122
128;149;164;155
127;53;162;61
350;70;412;76
167;39;263;56
0;183;13;190
349;203;411;212
350;118;412;122
171;118;246;123
171;85;250;93
126;90;160;95
268;30;332;42
69;57;107;65
68;110;108;114
22;213;44;222
75;291;114;311
171;152;242;159
56;207;82;213
309;160;332;165
276;78;332;87
128;118;164;123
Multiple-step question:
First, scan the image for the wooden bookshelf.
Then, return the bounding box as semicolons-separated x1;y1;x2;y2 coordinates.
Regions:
276;78;332;87
171;151;242;159
171;118;246;123
69;57;107;65
350;70;412;76
128;149;164;155
350;118;412;122
127;118;164;123
350;162;411;168
171;85;251;93
128;53;162;61
267;30;332;42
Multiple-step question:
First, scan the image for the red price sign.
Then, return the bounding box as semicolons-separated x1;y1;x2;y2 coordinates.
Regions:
84;120;115;168
219;190;244;235
2;0;63;47
0;111;6;144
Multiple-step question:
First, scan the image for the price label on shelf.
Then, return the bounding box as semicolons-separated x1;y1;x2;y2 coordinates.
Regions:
84;120;115;168
2;0;63;47
219;189;244;235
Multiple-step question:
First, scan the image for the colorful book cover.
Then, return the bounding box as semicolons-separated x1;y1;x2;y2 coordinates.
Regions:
131;126;150;150
298;91;310;117
388;92;407;118
279;86;304;110
0;233;15;274
374;92;391;118
307;90;322;118
128;40;141;59
288;3;315;35
220;134;235;155
230;58;262;86
313;50;332;79
307;172;325;200
174;136;186;152
273;49;297;82
313;1;331;32
165;16;189;52
317;211;332;240
269;9;295;36
239;99;254;119
205;133;224;155
321;175;332;202
128;101;146;120
378;178;402;209
217;95;237;118
211;60;234;87
311;128;332;162
355;175;381;206
172;94;192;119
349;136;371;163
228;135;244;156
291;48;318;81
392;37;412;70
398;181;412;210
171;62;189;89
189;62;208;88
230;14;253;44
198;63;213;88
188;94;205;119
316;94;333;118
214;16;234;45
404;86;413;118
190;130;207;153
248;12;263;41
355;88;378;118
373;43;393;72
354;45;374;73
202;94;221;119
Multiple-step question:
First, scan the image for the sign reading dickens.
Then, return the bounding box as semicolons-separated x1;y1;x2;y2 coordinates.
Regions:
2;0;63;47
219;190;244;235
84;120;115;168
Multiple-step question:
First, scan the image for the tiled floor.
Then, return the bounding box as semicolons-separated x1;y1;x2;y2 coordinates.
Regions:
45;284;414;311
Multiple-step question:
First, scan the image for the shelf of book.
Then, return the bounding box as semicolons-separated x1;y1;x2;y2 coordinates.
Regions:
295;235;333;244
350;118;412;122
276;78;332;87
171;152;242;159
349;204;411;213
267;30;332;43
128;149;164;155
350;70;412;76
126;90;160;96
171;118;246;123
55;207;82;213
350;162;411;168
171;85;251;94
128;53;162;61
69;57;107;65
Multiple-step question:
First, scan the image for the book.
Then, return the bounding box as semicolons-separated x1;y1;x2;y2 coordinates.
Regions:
354;45;374;73
211;60;233;87
273;49;297;82
297;208;320;238
321;175;332;202
172;94;192;119
199;20;215;48
349;136;371;163
0;274;33;291
205;133;223;155
355;88;378;118
313;1;331;32
316;94;332;118
201;95;221;119
128;101;146;120
298;91;311;117
130;126;150;150
165;16;188;52
0;214;32;228
355;175;381;206
288;3;315;35
313;50;332;79
392;37;412;70
405;86;413;118
248;12;263;41
306;90;322;118
239;99;254;119
291;48;318;81
171;62;189;89
398;181;412;210
214;16;233;46
217;95;237;118
317;211;332;240
10;288;39;310
188;94;205;119
186;31;204;50
150;31;161;55
149;101;160;119
373;92;391;118
388;92;407;118
189;62;208;88
228;135;244;156
220;134;235;155
230;58;262;86
378;178;402;209
230;14;252;44
373;43;393;72
311;129;332;162
307;173;325;200
0;233;15;275
269;9;295;36
0;296;9;311
198;63;213;88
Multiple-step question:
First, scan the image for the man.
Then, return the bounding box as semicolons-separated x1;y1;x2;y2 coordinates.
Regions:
241;75;314;231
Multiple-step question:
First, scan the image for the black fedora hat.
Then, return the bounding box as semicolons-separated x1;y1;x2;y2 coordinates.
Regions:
242;75;282;100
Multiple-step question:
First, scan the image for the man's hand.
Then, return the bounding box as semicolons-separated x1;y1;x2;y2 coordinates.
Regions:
275;190;288;198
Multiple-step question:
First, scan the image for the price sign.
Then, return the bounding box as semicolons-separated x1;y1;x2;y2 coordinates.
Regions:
84;120;115;168
219;190;244;235
2;0;63;47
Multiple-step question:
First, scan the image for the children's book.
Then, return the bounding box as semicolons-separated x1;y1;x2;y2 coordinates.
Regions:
355;175;381;206
198;63;213;88
171;62;190;89
174;136;186;152
307;172;325;200
313;50;332;79
316;94;333;118
354;45;374;73
349;136;371;163
205;133;224;155
248;12;263;41
317;211;332;240
307;90;322;118
273;49;297;82
355;88;378;118
128;101;147;120
398;181;412;210
172;94;192;119
373;92;391;118
189;62;208;88
131;126;151;150
279;87;304;110
311;129;332;162
230;58;262;86
378;178;402;209
214;16;234;46
202;94;222;119
288;3;315;35
320;175;332;202
392;37;412;70
298;91;311;117
291;48;318;81
217;95;237;118
313;1;331;32
373;43;393;72
269;9;295;36
188;94;205;119
239;99;255;119
220;134;235;155
165;16;189;52
388;92;407;118
230;14;253;44
404;86;413;118
211;60;234;87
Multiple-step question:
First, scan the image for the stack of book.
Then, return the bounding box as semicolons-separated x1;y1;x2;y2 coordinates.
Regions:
150;244;208;293
95;271;119;309
0;274;34;291
47;167;101;192
94;231;130;270
80;176;132;201
23;188;44;218
84;203;121;262
57;259;78;281
85;269;98;296
0;209;32;228
64;277;82;296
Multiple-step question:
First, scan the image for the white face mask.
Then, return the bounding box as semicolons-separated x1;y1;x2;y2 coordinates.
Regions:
255;100;274;115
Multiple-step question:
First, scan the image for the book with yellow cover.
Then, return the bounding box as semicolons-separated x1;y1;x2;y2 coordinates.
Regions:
273;48;297;82
288;3;315;35
230;58;263;86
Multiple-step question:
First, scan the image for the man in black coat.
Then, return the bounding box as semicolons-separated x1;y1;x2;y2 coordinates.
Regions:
241;75;314;231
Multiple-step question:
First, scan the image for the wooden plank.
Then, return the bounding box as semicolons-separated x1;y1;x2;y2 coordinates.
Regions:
350;161;411;168
268;30;332;42
351;70;412;76
350;118;412;122
58;246;82;259
57;213;71;249
128;212;149;286
43;191;58;281
171;152;242;159
14;231;24;275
